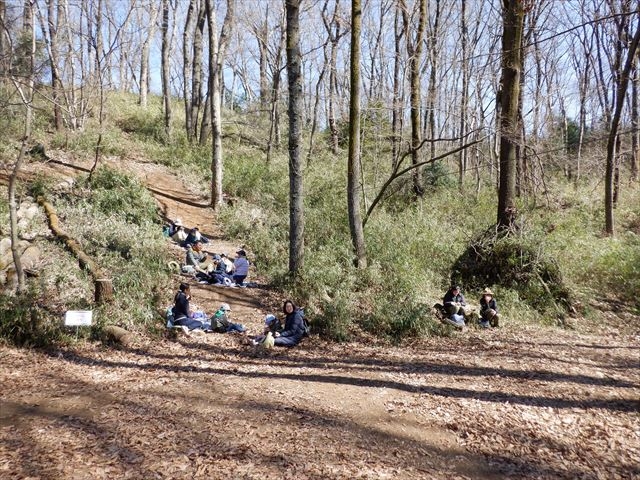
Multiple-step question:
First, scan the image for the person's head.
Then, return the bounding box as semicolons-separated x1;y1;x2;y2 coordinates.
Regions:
213;254;222;262
179;282;190;294
451;285;461;295
220;303;231;312
174;218;182;227
236;249;247;258
264;314;277;326
482;287;494;300
193;241;203;251
282;300;296;315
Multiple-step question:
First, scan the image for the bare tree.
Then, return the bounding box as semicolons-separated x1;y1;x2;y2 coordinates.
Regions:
497;0;525;229
4;0;36;293
605;14;640;235
401;0;427;196
348;0;367;268
161;0;172;137
286;0;305;276
206;0;235;210
324;0;346;156
139;1;160;108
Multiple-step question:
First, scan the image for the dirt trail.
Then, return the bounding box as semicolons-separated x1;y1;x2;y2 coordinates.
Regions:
1;153;638;479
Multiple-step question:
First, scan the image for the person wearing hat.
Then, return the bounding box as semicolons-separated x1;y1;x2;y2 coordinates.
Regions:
210;303;246;333
479;288;500;328
232;249;250;286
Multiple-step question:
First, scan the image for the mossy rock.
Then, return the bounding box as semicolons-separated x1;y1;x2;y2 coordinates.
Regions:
451;226;572;316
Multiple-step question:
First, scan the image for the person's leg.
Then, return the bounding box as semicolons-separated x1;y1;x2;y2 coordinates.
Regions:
274;336;298;347
226;323;246;333
233;275;246;286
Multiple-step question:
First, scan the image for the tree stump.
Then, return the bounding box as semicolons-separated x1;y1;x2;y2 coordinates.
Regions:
95;278;114;304
102;325;132;346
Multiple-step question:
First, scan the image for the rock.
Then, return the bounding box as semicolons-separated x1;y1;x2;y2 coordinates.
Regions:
0;238;10;256
20;245;40;270
18;205;39;221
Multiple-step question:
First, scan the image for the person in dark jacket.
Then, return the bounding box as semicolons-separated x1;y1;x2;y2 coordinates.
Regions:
479;288;500;328
172;283;206;330
274;300;306;347
442;285;478;324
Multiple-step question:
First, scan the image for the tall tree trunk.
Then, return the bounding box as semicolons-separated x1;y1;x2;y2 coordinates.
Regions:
497;0;525;229
182;0;196;138
286;0;304;276
324;0;344;156
605;18;640;235
9;0;36;293
191;5;206;140
0;0;6;77
161;0;172;137
391;2;403;170
348;0;366;268
139;2;160;108
426;0;441;161
631;61;639;181
458;0;468;189
207;0;235;210
402;0;427;197
46;0;63;130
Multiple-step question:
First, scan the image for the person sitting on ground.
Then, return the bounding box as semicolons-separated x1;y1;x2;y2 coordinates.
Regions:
206;255;233;285
479;288;500;328
251;314;283;345
232;249;250;286
168;218;183;236
171;283;207;330
220;253;234;275
273;300;306;347
210;303;246;333
442;285;478;325
185;241;211;281
183;227;209;247
171;225;188;243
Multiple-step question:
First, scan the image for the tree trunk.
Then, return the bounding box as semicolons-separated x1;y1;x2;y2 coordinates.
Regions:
426;0;441;161
458;0;468;190
348;0;366;268
9;144;28;294
605;18;640;235
286;0;305;276
631;61;639;181
391;2;403;170
161;0;172;137
191;5;207;141
182;0;196;138
402;0;427;197
207;0;235;210
497;0;525;229
95;278;114;304
139;2;160;108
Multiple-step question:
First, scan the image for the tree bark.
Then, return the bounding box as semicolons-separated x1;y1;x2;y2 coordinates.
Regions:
605;17;640;235
458;0;468;190
207;0;235;210
391;2;404;170
286;0;305;276
161;0;172;137
348;0;366;268
497;0;525;229
139;2;160;108
631;60;639;181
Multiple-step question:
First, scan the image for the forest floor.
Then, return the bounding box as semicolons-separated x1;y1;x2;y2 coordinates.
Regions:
0;153;638;479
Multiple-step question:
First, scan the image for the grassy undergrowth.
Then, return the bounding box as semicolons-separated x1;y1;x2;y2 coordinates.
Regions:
1;91;638;346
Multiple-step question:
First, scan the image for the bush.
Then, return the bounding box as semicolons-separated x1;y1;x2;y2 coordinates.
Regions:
85;166;158;226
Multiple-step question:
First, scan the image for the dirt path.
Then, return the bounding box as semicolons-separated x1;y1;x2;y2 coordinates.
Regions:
1;154;638;479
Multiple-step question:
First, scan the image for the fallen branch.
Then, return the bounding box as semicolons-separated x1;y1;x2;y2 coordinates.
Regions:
37;196;113;303
363;137;485;227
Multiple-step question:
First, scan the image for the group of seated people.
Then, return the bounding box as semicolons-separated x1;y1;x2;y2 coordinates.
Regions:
437;285;501;329
164;218;250;287
169;283;307;347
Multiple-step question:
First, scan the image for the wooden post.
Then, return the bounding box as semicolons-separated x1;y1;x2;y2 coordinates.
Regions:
94;278;113;304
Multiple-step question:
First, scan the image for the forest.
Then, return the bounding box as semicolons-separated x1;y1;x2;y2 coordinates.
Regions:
0;1;639;479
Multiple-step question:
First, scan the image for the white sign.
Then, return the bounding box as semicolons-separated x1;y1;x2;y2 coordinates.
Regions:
64;310;93;327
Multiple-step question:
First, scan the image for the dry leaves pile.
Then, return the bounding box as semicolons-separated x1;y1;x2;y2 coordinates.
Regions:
1;324;638;480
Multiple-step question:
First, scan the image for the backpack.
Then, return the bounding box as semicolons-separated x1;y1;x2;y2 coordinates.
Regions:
300;309;311;337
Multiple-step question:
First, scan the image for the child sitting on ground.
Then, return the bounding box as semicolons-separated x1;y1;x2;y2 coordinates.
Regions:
211;303;246;333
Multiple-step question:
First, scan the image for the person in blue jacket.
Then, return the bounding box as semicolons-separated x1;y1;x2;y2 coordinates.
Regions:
172;283;207;330
274;300;306;347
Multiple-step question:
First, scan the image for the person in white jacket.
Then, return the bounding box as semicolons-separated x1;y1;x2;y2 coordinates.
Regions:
232;249;250;286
